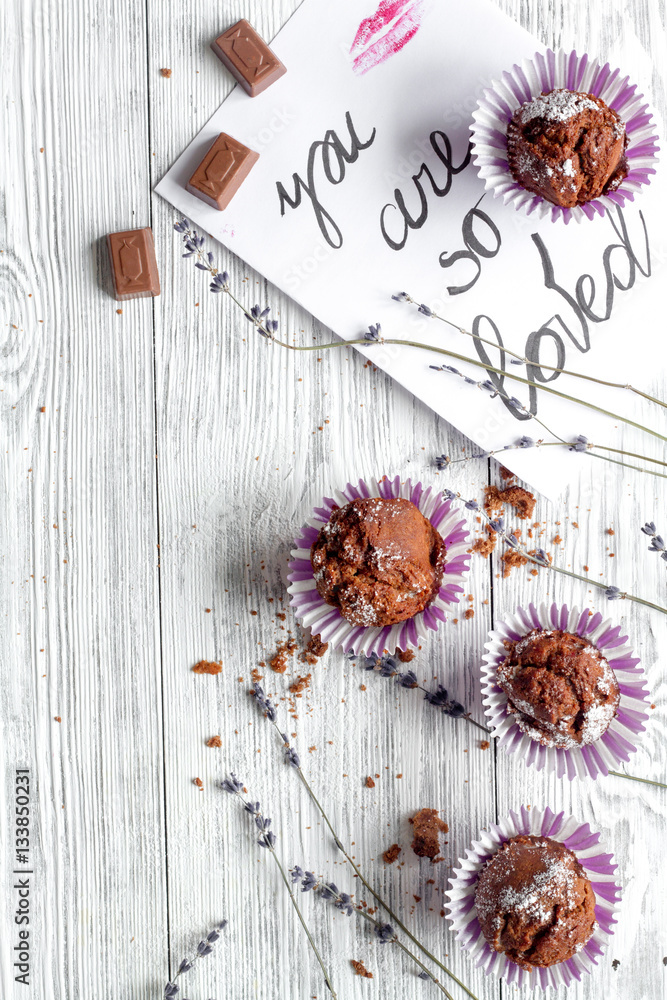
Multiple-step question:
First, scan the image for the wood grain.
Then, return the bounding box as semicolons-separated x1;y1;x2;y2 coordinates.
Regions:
1;0;665;998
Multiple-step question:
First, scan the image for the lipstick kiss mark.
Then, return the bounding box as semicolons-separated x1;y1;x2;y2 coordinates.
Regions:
350;0;428;76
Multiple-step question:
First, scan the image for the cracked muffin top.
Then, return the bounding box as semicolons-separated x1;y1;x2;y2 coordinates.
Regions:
310;496;445;627
507;88;628;207
475;834;596;970
497;628;620;749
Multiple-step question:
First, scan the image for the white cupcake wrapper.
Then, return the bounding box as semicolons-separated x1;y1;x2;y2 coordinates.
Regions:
481;602;650;780
445;805;621;990
471;47;660;223
286;476;470;657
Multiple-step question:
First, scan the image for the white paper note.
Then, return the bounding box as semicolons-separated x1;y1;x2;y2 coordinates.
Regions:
156;0;666;499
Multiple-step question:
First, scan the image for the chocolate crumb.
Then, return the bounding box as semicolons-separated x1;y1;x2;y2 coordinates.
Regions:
501;549;529;578
206;735;222;748
383;843;401;865
471;525;497;559
192;659;222;675
299;633;329;665
350;959;373;978
484;484;536;520
289;673;311;695
409;808;448;861
270;638;297;673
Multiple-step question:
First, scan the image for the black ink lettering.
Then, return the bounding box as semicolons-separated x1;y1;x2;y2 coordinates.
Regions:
525;324;566;389
531;232;590;352
472;315;534;420
276;112;377;249
439;203;501;295
380;133;471;250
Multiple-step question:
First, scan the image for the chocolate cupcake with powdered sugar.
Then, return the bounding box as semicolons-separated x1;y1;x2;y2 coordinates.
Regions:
497;627;620;749
480;602;651;780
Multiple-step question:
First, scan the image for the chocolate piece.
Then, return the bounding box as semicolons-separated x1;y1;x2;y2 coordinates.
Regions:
107;228;160;301
211;19;286;97
186;133;259;211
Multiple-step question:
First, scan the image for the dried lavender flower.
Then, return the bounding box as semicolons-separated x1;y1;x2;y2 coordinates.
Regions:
434;454;450;470
165;919;228;999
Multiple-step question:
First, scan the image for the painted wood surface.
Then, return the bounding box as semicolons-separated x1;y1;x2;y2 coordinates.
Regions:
1;1;666;999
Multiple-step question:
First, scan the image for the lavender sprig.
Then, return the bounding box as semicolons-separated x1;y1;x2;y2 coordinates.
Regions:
290;868;454;996
396;291;667;411
221;774;338;998
249;693;481;999
441;490;667;789
175;221;667;457
430;366;667;479
641;522;667;563
348;653;490;735
435;434;667;478
164;920;228;999
443;487;667;618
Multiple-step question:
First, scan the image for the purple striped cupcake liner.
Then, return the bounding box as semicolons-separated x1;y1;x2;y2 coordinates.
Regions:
445;805;621;990
286;476;470;658
470;48;659;223
481;602;650;780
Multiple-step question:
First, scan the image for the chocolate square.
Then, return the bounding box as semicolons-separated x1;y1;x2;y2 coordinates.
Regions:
107;227;160;301
211;19;286;97
186;133;259;211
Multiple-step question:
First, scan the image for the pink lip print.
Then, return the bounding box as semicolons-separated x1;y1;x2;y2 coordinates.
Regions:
350;0;427;76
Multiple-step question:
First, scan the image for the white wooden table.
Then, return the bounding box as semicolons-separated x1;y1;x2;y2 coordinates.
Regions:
1;1;666;998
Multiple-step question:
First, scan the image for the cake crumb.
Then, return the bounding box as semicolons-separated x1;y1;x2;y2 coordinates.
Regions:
396;648;415;662
299;634;329;664
206;735;222;748
350;959;373;978
471;525;497;559
480;740;490;750
160;67;172;77
54;716;61;723
192;659;222;675
464;608;474;620
270;638;297;673
289;674;311;695
365;776;376;788
484;484;536;520
607;528;615;535
499;465;516;483
501;549;529;578
193;777;203;789
409;808;448;861
383;843;401;865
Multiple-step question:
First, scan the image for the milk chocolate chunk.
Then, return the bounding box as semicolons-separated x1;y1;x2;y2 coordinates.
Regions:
107;227;160;301
186;133;259;211
211;19;286;97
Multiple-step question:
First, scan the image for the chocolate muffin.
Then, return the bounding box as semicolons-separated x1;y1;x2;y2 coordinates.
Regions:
310;497;445;627
475;835;596;970
497;629;619;749
507;89;628;207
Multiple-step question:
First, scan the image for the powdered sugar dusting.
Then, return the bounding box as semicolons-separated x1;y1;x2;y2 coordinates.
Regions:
498;629;619;749
516;88;601;125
